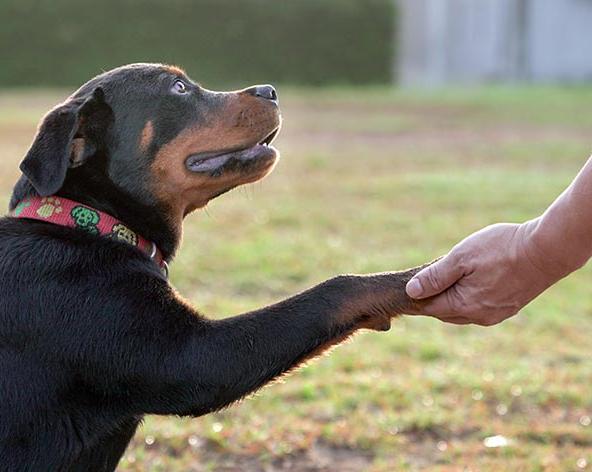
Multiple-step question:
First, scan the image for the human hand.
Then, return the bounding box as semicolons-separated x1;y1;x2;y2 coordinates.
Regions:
405;220;567;326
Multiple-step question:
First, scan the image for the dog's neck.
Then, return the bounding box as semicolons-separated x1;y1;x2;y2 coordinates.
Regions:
10;174;181;262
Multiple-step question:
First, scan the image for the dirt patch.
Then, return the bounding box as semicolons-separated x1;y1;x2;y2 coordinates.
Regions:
195;441;374;472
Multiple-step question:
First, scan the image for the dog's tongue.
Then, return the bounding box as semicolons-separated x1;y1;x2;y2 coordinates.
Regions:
186;144;267;173
187;154;233;173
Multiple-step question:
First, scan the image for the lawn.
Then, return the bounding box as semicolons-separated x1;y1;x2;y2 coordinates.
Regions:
1;86;591;471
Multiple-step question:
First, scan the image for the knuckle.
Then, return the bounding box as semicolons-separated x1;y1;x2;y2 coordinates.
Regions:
448;247;462;263
453;249;471;274
424;267;442;291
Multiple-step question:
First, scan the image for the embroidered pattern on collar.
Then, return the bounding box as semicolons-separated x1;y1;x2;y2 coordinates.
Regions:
11;196;168;276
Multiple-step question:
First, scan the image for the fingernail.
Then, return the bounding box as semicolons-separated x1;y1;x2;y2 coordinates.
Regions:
406;278;423;298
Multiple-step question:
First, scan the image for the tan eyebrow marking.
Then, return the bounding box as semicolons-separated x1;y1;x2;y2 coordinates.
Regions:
163;65;186;76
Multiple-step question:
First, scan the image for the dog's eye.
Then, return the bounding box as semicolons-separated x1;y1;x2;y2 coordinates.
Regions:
172;80;187;94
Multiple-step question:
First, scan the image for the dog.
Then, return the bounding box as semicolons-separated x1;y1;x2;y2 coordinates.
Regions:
0;63;424;471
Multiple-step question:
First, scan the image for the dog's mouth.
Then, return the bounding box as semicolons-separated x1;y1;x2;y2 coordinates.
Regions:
185;127;280;175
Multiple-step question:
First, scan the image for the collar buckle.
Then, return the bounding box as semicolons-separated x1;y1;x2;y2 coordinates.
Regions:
150;241;169;278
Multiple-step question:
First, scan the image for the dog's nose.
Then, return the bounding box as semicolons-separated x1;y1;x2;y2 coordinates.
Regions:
246;85;278;103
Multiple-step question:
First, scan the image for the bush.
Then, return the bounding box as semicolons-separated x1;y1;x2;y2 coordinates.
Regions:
0;0;395;87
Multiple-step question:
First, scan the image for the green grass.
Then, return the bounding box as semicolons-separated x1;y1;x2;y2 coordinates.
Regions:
1;86;592;471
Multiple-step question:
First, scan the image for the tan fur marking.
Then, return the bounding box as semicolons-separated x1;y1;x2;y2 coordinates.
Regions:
139;121;154;152
298;268;428;367
163;65;186;76
331;269;427;331
150;91;280;233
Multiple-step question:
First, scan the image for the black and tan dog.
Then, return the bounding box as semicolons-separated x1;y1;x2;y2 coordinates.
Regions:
0;63;424;471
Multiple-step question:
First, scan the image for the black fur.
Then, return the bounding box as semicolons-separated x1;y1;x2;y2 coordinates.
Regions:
0;63;421;471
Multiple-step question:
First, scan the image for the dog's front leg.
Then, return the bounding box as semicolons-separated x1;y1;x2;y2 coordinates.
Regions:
139;266;426;417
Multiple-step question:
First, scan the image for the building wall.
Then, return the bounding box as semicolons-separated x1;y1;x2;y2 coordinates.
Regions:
398;0;592;86
528;0;592;82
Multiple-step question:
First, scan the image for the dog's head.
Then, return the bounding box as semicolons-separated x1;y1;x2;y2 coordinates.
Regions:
13;63;281;248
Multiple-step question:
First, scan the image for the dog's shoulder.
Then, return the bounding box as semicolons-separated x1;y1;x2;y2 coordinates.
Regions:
0;217;171;333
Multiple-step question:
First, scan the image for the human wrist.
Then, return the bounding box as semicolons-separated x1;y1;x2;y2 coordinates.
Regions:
523;203;590;280
516;156;592;281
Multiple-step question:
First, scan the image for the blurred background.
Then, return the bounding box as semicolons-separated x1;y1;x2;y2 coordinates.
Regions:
2;1;592;470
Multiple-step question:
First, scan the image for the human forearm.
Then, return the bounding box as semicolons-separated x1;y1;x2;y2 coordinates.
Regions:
526;155;592;277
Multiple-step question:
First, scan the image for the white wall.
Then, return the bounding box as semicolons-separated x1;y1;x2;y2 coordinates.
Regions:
528;0;592;82
397;0;592;86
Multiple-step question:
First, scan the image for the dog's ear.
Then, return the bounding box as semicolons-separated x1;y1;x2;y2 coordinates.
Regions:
19;87;112;196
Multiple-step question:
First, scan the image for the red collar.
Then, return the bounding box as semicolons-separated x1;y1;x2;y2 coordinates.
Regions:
10;196;168;276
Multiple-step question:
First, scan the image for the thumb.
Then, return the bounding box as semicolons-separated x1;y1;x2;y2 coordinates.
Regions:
406;253;464;299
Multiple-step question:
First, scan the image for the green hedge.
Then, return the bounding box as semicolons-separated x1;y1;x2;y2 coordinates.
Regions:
0;0;395;88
